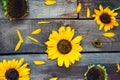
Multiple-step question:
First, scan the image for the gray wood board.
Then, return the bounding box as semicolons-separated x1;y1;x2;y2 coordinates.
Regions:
0;53;119;80
78;0;120;18
0;0;77;19
0;19;120;53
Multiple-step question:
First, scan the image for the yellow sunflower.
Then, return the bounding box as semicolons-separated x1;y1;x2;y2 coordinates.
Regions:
0;58;30;80
93;5;119;32
45;26;83;68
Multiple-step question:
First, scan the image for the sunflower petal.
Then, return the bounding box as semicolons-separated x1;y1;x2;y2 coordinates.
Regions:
57;56;64;67
50;77;58;80
33;60;46;65
31;28;41;35
64;57;70;68
99;24;104;30
16;58;24;68
99;4;103;12
44;0;56;6
72;36;82;44
76;3;82;13
102;32;115;38
86;7;90;18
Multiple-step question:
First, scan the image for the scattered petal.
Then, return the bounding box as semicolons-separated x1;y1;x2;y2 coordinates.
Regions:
76;3;82;13
27;36;39;43
14;41;23;52
16;30;24;42
31;28;41;35
33;60;46;65
87;7;90;18
50;77;58;80
116;63;120;72
37;21;51;25
102;32;115;38
44;0;56;6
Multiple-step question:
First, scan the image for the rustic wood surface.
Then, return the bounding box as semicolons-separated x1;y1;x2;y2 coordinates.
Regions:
0;0;120;80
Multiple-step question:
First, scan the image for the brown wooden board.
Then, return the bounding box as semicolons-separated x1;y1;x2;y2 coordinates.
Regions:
78;0;120;18
0;53;119;80
0;19;120;53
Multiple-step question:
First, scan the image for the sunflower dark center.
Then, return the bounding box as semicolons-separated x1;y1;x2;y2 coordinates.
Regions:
86;66;104;80
100;13;111;24
57;39;72;54
5;68;19;80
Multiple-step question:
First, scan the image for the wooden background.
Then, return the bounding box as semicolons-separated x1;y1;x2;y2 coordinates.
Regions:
0;0;120;80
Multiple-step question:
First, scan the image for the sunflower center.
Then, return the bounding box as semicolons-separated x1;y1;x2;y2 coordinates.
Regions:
57;39;72;54
5;68;19;80
86;66;104;80
100;13;111;24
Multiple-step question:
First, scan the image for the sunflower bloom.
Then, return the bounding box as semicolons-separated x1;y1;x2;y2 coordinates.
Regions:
0;58;30;80
45;26;83;68
93;5;119;32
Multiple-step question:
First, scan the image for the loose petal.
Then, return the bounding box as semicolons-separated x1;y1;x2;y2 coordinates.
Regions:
37;21;51;24
33;60;46;65
31;28;41;35
76;3;82;13
14;41;23;52
16;30;24;42
27;36;39;43
50;77;58;80
102;32;115;38
44;0;56;6
116;63;120;72
86;7;90;18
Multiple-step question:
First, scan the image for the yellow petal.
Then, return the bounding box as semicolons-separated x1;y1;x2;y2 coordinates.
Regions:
86;7;90;18
27;36;39;43
44;1;56;6
72;36;82;44
16;30;24;42
76;3;82;13
33;60;46;65
14;41;23;52
37;21;51;24
102;32;115;38
99;24;104;30
57;57;64;67
16;58;24;68
31;28;41;34
64;57;70;68
116;63;120;72
50;77;58;80
99;4;103;12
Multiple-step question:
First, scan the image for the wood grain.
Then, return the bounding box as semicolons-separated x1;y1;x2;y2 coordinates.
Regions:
0;0;77;19
0;53;119;80
0;19;120;53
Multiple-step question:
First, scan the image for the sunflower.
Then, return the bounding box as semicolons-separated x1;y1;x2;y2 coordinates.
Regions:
0;58;30;80
93;5;119;32
45;26;83;68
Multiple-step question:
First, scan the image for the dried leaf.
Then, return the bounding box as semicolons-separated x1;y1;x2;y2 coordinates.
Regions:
14;41;23;52
87;7;90;18
37;21;51;25
33;60;46;65
16;30;24;42
102;32;115;38
50;77;58;80
44;0;56;6
27;36;39;43
76;3;82;13
31;28;41;35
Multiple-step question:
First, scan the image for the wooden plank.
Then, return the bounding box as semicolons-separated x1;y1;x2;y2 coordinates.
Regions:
0;0;77;19
0;53;119;80
78;0;120;18
0;19;120;53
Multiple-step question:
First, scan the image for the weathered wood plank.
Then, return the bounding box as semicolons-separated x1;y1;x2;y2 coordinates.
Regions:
0;53;119;80
78;0;120;18
0;19;120;53
0;0;77;19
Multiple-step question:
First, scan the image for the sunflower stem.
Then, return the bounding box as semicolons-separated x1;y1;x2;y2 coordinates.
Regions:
113;6;120;11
